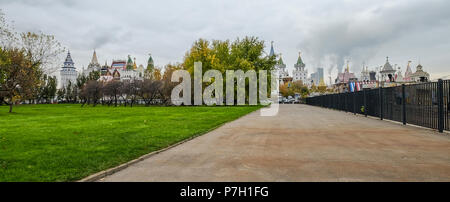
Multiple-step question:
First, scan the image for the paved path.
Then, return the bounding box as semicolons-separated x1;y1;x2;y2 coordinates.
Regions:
100;105;450;182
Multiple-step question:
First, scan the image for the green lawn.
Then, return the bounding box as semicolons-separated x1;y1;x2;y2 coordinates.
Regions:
0;104;261;182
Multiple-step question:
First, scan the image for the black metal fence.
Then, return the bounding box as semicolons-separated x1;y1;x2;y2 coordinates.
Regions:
305;79;450;133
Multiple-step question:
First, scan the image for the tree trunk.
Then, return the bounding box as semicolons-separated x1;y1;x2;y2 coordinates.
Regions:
9;103;13;113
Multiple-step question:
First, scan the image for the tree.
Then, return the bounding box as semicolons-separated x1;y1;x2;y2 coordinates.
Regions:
280;81;309;98
37;74;57;103
88;70;100;81
127;80;141;107
81;80;102;107
0;48;41;112
103;80;122;107
182;37;277;105
139;79;162;106
279;83;291;98
0;11;63;112
64;81;77;103
56;88;65;102
153;67;162;80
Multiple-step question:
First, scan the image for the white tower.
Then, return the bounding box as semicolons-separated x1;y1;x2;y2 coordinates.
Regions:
60;50;78;88
292;52;308;84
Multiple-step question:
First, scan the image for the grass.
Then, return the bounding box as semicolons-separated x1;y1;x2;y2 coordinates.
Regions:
0;104;262;182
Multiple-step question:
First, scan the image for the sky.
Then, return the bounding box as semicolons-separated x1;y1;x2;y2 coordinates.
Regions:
1;0;450;83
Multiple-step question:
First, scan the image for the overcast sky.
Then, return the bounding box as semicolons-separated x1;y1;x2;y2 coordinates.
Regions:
1;0;450;82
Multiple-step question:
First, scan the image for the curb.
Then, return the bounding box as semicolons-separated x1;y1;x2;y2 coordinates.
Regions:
78;133;202;182
77;106;264;182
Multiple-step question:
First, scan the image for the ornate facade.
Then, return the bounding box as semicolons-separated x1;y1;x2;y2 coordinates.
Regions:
404;61;413;81
60;50;78;88
360;64;370;82
98;53;147;82
292;52;308;84
380;57;396;82
83;50;101;76
269;42;291;85
411;63;430;82
335;61;356;84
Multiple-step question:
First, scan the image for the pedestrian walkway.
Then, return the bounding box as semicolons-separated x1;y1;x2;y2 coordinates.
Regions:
100;105;450;182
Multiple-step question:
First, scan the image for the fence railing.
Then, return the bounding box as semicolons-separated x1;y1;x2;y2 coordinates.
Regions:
305;79;450;133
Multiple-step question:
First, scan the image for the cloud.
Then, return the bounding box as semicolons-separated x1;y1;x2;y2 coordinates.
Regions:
298;0;450;75
1;0;449;81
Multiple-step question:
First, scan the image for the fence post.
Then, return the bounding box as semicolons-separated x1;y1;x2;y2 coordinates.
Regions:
363;88;367;117
438;79;444;133
344;92;348;112
402;84;406;125
379;86;383;120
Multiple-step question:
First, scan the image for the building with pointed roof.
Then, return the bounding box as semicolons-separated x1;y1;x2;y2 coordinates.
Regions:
276;54;289;85
133;58;137;70
84;50;102;76
292;52;308;84
334;60;357;92
267;42;291;85
411;63;430;82
137;64;145;78
144;54;155;79
404;61;413;81
147;53;154;71
269;41;275;57
126;55;134;70
60;50;78;88
335;61;356;84
360;63;370;82
380;57;396;82
99;61;113;82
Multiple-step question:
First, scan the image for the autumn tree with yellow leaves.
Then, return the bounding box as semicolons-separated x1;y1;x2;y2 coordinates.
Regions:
182;37;277;104
0;11;64;112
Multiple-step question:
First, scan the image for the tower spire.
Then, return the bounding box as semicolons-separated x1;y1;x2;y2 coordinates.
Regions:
147;53;154;71
269;41;275;57
346;60;350;73
90;49;99;65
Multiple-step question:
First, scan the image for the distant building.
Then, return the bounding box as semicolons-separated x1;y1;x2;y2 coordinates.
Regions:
276;55;289;85
270;42;290;85
335;61;356;84
380;57;396;82
83;50;101;76
411;63;430;82
111;60;127;70
144;54;156;79
360;65;370;82
395;66;404;82
107;55;142;81
60;50;78;88
310;68;324;85
292;52;308;84
404;61;413;81
369;71;377;81
334;61;357;93
137;64;145;78
99;62;113;82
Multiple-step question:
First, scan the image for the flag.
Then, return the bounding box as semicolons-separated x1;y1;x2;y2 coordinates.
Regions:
349;82;355;92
